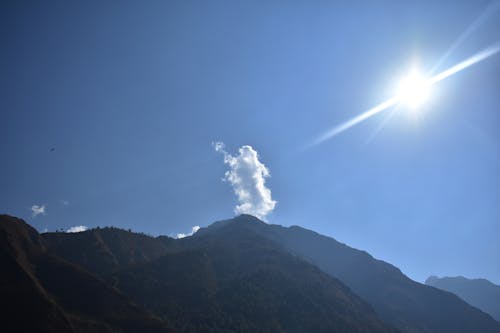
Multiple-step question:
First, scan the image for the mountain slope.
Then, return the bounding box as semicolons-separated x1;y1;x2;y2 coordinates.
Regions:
109;225;399;333
0;216;74;333
21;214;399;332
42;227;176;276
0;215;175;333
196;215;500;333
426;276;500;322
23;213;500;333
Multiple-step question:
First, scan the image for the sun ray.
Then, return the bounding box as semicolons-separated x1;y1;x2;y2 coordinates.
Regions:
428;2;500;76
364;107;401;144
310;97;398;147
428;44;500;85
309;43;500;147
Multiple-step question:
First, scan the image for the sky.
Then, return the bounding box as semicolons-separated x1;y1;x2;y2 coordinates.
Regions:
1;0;500;284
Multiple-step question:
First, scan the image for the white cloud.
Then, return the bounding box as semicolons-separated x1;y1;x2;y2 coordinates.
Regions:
31;204;46;218
66;225;88;233
214;142;277;220
177;225;200;239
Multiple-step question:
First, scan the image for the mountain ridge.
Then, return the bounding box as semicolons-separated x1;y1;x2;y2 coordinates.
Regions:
2;214;398;333
3;213;500;333
0;214;176;333
426;275;500;322
195;215;500;333
109;225;397;332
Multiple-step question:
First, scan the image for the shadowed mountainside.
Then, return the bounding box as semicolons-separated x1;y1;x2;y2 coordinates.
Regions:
108;226;398;333
5;213;500;333
0;214;175;333
42;227;176;276
42;217;398;333
3;214;398;333
426;275;500;322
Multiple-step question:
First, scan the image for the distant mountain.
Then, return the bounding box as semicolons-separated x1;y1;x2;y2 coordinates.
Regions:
195;215;500;333
0;214;174;333
426;276;500;322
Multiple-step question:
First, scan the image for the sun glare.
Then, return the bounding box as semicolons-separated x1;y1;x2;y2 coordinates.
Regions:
396;70;431;109
309;44;500;147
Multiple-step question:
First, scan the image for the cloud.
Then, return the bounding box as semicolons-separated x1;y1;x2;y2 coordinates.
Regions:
60;200;70;206
66;225;88;233
31;204;46;218
214;142;277;220
177;225;200;239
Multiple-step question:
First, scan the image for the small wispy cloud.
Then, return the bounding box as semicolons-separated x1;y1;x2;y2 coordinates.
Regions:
66;225;88;233
214;142;276;220
31;204;46;218
177;225;200;239
60;200;70;206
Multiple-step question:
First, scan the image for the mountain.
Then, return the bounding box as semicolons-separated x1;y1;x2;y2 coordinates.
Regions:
195;215;500;333
42;227;176;276
4;213;500;333
426;276;500;322
0;214;175;333
42;217;397;333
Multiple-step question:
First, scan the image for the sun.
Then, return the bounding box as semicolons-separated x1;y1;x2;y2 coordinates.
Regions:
396;70;431;109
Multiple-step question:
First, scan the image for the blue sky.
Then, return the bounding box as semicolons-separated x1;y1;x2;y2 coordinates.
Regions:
1;0;499;284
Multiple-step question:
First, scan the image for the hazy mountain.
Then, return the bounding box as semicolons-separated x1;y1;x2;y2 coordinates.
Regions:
0;214;175;333
426;276;500;322
195;215;500;333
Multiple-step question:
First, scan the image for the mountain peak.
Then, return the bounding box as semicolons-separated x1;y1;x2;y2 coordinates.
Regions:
225;214;270;226
195;214;266;236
